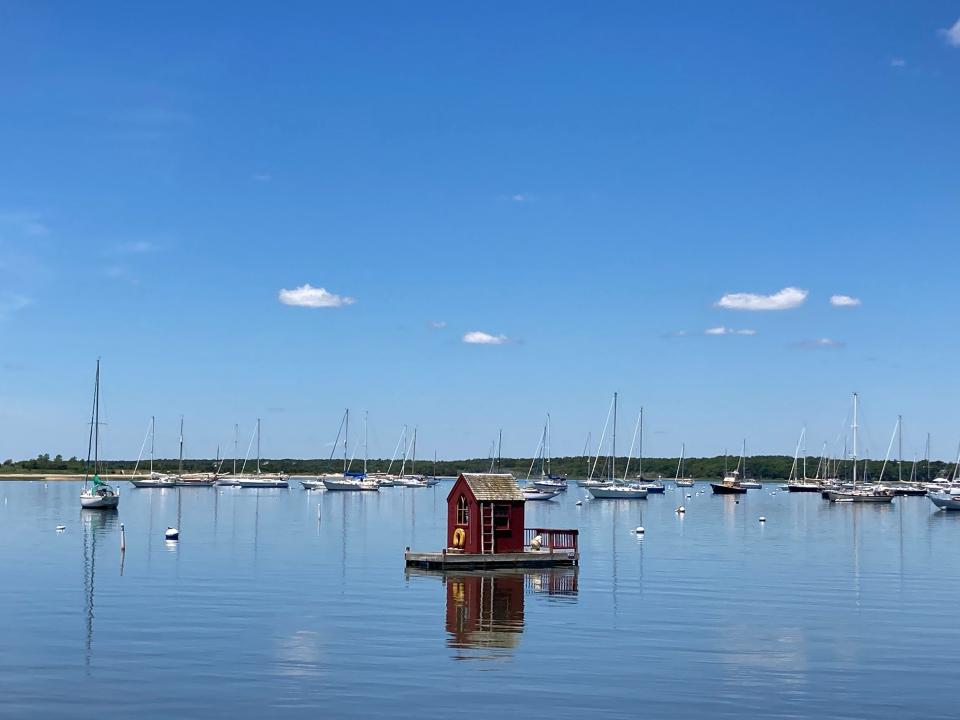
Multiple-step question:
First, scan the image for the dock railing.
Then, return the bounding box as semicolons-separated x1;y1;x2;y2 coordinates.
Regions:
524;528;579;554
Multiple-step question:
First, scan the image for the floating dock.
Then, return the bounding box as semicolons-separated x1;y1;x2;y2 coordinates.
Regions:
405;548;578;570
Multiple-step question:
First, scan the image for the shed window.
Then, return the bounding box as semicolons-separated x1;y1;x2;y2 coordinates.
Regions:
494;504;510;529
457;495;469;525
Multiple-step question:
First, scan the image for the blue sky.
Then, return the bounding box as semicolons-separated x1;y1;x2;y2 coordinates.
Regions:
2;2;960;463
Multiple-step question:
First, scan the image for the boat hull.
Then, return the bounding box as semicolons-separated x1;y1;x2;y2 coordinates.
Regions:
929;492;960;510
641;483;665;494
523;490;560;500
739;481;762;489
787;483;822;492
322;477;363;491
711;483;747;495
675;480;695;487
825;490;894;503
588;486;648;499
80;493;119;509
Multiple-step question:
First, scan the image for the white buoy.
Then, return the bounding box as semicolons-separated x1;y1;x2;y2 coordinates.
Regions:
759;516;766;523
686;494;692;499
676;505;685;514
55;524;66;532
575;500;583;506
635;526;644;534
165;526;179;541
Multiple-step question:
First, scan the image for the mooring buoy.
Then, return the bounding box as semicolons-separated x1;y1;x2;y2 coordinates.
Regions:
165;526;179;541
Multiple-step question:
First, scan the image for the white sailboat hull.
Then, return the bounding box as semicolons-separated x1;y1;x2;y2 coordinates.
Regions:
588;485;648;499
322;476;363;491
80;491;119;509
523;489;561;500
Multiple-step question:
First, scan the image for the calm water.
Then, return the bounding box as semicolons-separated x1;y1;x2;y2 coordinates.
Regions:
1;479;958;719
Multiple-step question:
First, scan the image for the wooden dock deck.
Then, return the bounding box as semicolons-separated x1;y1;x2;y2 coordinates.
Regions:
404;549;578;570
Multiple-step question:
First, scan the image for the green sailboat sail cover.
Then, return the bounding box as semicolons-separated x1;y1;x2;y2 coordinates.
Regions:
91;474;106;487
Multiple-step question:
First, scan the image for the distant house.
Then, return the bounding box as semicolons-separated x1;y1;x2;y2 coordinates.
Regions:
446;473;525;554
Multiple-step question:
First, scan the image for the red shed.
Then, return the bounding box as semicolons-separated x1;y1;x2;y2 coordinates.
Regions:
447;473;526;554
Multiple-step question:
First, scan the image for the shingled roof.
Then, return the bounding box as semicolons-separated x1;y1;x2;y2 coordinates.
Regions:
460;473;525;502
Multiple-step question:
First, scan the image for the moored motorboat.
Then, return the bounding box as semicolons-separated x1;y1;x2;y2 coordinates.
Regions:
739;479;762;489
711;470;747;494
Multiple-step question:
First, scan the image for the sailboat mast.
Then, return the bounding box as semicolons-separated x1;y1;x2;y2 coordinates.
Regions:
898;415;903;483
150;415;155;477
256;417;261;474
83;360;99;486
497;428;502;472
343;410;349;474
546;414;551;477
926;432;931;482
411;427;417;474
364;411;368;475
852;393;859;488
611;392;617;481
639;407;644;481
233;423;238;475
93;359;100;477
178;415;184;478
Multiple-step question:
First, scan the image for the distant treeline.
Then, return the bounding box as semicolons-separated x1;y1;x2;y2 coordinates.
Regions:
1;453;950;481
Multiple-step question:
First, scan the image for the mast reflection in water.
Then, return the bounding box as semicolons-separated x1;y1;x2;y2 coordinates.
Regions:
409;568;578;660
81;508;118;671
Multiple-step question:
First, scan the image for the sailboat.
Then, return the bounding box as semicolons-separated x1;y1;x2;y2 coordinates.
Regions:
786;428;820;492
825;393;894;503
738;440;761;489
675;443;694;487
235;419;290;488
167;416;216;486
79;359;120;509
588;394;648;499
633;408;664;493
530;415;567;492
887;417;927;496
523;417;561;500
396;427;429;487
321;410;369;490
129;416;177;487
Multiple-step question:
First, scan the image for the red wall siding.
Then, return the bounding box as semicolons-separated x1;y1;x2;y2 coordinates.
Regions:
446;475;526;553
447;477;481;553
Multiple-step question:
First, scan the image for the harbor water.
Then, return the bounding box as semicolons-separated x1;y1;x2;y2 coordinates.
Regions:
1;480;958;719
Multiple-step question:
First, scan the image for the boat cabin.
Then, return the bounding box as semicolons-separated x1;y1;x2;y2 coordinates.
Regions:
447;473;525;554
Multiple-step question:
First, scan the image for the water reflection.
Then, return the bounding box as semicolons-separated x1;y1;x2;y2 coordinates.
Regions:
81;508;118;672
409;569;578;661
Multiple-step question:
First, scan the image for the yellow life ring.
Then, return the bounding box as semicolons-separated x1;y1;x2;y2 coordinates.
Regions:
452;527;466;548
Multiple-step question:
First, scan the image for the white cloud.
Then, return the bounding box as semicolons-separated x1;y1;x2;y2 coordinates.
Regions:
794;338;845;349
116;240;157;254
0;211;49;237
511;194;528;202
890;57;906;67
716;287;807;311
463;331;509;345
940;18;960;47
705;327;755;336
430;320;447;329
252;173;272;182
0;293;31;318
830;294;861;307
278;284;355;308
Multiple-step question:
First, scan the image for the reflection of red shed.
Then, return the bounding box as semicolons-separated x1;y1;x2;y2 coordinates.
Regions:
447;473;525;554
446;573;524;652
